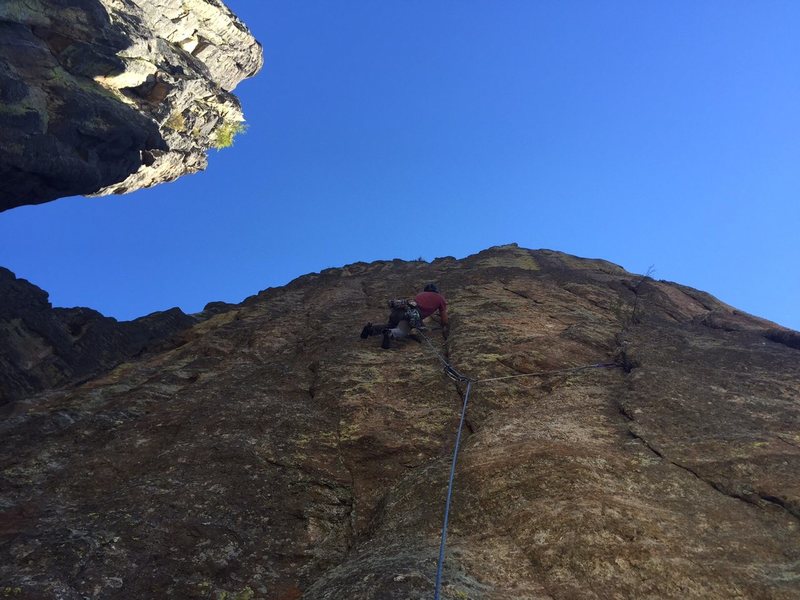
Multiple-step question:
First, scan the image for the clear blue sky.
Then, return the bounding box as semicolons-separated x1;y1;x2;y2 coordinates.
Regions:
1;2;798;329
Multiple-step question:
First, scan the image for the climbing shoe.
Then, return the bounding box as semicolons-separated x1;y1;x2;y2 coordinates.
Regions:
360;323;372;339
381;329;392;349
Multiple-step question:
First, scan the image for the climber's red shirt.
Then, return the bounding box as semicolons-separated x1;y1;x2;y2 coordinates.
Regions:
414;291;448;323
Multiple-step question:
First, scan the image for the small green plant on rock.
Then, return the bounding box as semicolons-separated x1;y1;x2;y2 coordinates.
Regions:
213;120;247;149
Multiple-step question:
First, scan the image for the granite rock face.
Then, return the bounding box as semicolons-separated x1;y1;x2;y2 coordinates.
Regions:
1;245;798;599
0;0;262;212
0;267;198;405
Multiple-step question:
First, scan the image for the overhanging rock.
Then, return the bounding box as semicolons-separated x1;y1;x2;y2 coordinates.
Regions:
0;0;263;211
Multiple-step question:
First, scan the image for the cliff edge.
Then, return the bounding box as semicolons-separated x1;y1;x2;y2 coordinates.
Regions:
0;267;202;405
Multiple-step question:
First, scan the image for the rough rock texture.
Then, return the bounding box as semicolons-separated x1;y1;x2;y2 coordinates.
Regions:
0;0;262;212
1;245;798;599
0;267;198;405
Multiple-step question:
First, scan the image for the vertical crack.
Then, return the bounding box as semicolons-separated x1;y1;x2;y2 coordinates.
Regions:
318;360;357;546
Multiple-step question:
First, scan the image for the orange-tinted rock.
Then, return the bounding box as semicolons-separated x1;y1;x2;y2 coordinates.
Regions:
1;245;798;599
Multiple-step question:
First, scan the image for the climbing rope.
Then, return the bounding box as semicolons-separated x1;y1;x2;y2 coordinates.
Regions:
433;378;472;600
418;329;469;383
416;328;618;385
415;327;621;599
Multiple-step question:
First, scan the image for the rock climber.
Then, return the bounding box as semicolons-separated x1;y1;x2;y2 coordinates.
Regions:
360;283;449;349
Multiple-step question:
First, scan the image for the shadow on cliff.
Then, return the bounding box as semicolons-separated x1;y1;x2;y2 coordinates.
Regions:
0;0;167;211
0;266;199;406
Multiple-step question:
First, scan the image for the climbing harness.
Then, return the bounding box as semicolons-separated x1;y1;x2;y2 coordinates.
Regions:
406;307;423;329
415;327;620;599
389;298;423;329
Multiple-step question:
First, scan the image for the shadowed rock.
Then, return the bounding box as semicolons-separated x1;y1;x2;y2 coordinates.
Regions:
0;267;198;405
0;245;798;599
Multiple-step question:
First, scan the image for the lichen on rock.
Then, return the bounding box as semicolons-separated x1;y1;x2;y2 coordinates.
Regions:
1;245;799;598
